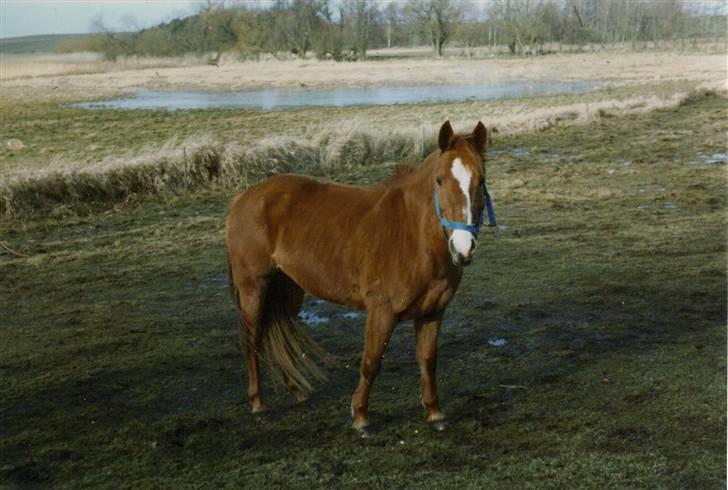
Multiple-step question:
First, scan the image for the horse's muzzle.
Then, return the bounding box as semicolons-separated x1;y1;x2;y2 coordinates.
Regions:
449;233;476;266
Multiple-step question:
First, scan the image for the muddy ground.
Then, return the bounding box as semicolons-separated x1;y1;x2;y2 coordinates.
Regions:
1;93;726;488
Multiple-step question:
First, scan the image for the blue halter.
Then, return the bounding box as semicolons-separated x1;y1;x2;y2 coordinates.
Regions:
433;185;497;236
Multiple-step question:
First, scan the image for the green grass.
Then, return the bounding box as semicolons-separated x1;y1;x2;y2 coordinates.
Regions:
1;93;726;488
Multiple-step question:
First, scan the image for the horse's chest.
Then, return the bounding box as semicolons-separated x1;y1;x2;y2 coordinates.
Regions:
399;279;458;320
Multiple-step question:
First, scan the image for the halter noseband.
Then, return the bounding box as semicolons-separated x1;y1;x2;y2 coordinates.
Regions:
433;185;497;236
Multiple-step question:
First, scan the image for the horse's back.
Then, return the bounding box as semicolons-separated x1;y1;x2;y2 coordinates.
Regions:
227;174;372;225
226;174;377;254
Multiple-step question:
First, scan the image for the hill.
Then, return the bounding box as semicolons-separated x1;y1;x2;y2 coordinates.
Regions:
0;34;92;54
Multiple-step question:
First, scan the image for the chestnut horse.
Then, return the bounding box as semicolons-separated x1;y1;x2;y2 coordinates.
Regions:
226;121;495;431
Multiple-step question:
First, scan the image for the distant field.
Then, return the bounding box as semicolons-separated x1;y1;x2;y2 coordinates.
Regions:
1;51;724;99
0;33;91;54
0;52;203;81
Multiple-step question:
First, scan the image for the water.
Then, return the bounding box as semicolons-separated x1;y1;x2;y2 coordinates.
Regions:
298;309;329;326
701;152;728;165
73;80;605;111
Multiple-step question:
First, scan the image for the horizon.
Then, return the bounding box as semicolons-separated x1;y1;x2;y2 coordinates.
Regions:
0;0;200;40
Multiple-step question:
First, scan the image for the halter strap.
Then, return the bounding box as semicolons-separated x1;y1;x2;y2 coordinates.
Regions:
433;185;496;236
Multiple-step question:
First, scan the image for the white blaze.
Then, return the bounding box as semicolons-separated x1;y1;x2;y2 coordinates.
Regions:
450;158;475;257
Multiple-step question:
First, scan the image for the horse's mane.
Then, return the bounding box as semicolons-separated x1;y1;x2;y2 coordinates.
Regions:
384;131;485;186
383;163;418;186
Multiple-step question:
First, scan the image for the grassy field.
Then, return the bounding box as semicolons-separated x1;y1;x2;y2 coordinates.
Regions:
1;90;725;488
2;79;721;221
0;79;704;173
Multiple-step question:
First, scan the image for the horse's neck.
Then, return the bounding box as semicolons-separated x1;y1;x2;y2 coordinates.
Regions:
391;152;449;257
392;151;438;196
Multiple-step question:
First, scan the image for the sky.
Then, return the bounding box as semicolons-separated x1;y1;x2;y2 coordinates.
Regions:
0;0;201;39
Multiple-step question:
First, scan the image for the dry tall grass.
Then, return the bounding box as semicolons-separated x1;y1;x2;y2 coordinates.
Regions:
0;52;206;80
0;127;416;218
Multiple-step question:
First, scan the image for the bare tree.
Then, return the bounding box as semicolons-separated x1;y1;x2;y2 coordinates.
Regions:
89;14;133;60
488;0;551;55
344;0;376;58
383;2;401;48
405;0;462;57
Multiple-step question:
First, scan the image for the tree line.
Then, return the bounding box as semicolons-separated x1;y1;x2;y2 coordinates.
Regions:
64;0;727;60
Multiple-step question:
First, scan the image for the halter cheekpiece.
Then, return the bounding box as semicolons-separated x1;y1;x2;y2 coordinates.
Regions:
433;186;496;236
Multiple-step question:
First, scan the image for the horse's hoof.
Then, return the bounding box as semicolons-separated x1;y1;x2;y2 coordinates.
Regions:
427;417;447;431
252;412;270;423
292;392;308;404
355;426;373;438
251;403;269;416
351;417;370;435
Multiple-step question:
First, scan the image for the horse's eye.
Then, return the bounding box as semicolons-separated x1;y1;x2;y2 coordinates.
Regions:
436;177;443;186
478;176;485;186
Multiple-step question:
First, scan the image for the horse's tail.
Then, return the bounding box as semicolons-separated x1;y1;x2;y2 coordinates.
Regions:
260;271;329;396
228;259;328;396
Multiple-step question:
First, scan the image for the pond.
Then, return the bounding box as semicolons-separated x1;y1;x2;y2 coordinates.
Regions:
73;80;605;111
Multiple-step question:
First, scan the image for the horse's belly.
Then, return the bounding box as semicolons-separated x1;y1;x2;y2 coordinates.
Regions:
274;257;366;312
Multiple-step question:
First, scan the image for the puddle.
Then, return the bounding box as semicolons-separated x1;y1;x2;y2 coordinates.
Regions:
638;202;680;213
488;147;541;161
195;273;227;290
638;183;668;194
487;337;508;347
298;309;329;326
510;148;529;158
71;80;605;111
700;152;728;165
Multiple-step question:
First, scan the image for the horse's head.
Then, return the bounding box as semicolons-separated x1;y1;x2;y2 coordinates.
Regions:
432;120;489;267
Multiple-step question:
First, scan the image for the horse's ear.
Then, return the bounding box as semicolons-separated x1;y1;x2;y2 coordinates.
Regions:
471;121;488;153
438;120;454;152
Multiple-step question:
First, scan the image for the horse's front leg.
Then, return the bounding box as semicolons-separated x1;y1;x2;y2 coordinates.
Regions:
415;313;446;427
351;309;396;431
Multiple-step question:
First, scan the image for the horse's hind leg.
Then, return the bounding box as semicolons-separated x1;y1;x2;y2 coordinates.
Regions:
237;279;269;413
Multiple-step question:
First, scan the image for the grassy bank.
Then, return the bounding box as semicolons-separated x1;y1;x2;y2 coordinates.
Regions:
1;92;725;488
0;80;714;218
